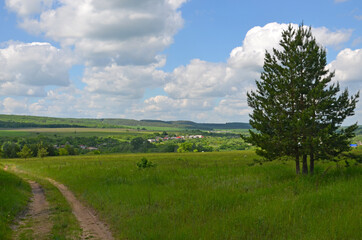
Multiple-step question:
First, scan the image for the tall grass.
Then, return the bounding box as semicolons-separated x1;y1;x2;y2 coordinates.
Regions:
0;169;31;240
5;151;362;239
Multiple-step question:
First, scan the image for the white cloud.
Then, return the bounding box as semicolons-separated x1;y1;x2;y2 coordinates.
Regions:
312;27;353;48
0;42;73;97
165;59;227;99
355;15;362;21
0;97;28;114
129;95;215;121
214;99;250;118
13;0;187;66
5;0;53;17
328;48;362;83
82;60;167;99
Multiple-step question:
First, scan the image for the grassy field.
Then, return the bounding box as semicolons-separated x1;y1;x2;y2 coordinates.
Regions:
3;150;361;239
0;169;31;240
0;127;153;138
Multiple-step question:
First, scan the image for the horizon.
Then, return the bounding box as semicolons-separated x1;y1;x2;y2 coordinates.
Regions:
0;0;361;125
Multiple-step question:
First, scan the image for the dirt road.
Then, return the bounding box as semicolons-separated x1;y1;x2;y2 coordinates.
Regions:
14;181;52;240
47;178;114;240
5;165;114;240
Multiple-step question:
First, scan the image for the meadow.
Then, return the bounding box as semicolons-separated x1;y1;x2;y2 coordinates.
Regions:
2;150;361;239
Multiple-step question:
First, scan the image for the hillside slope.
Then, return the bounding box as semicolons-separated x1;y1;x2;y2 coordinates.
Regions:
0;114;251;130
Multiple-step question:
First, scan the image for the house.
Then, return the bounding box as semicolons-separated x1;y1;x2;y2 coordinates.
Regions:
87;147;98;150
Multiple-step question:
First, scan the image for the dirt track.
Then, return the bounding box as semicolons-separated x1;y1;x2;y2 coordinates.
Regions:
14;181;52;240
47;178;114;240
4;165;114;240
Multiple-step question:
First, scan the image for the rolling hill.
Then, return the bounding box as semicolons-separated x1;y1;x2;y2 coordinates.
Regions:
0;114;251;130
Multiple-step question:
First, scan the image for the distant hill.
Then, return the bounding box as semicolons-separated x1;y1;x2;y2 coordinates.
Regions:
0;114;252;130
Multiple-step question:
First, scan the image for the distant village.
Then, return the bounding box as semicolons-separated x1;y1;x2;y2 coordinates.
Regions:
54;144;99;151
147;135;204;143
51;135;205;151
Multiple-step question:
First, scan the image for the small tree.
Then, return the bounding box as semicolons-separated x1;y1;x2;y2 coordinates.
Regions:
244;24;359;174
17;145;33;159
58;148;69;156
177;142;194;153
37;147;48;158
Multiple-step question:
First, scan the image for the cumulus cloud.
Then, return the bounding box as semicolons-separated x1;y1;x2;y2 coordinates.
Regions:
312;27;353;48
11;0;187;66
165;59;227;99
129;95;215;121
0;97;29;114
5;0;53;17
0;42;73;97
0;86;140;118
328;48;362;84
213;98;251;122
82;60;167;99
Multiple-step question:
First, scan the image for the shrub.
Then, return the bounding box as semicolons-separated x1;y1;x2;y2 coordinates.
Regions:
137;157;156;169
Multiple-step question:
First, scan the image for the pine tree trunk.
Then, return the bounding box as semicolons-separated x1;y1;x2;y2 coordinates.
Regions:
310;153;314;174
295;155;300;174
302;154;308;174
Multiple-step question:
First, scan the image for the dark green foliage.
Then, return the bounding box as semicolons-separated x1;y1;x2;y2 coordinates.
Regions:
137;157;156;169
131;137;155;152
65;144;76;155
1;142;20;158
244;24;359;174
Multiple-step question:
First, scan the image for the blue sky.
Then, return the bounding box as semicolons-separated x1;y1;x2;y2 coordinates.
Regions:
0;0;361;124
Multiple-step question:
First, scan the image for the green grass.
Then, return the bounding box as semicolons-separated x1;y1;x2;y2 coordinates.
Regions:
0;168;31;240
1;128;150;137
0;130;31;137
3;151;362;239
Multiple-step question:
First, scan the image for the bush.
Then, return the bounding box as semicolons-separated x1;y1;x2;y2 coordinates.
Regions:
137;157;156;169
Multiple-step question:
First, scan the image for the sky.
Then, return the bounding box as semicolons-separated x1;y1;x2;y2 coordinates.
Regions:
0;0;361;124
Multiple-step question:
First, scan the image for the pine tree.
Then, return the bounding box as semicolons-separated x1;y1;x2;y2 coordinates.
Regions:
244;24;359;174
